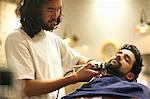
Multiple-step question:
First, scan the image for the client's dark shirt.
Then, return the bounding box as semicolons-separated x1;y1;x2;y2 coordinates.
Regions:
62;76;150;99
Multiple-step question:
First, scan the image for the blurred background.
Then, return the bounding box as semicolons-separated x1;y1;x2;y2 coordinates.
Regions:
0;0;150;97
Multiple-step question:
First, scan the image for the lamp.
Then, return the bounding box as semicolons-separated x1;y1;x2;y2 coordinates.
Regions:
135;9;150;34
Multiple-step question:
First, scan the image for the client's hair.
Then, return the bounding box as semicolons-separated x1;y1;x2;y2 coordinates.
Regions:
120;44;143;81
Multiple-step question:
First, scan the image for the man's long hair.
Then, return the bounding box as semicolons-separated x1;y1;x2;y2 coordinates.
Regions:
120;44;143;81
16;0;62;38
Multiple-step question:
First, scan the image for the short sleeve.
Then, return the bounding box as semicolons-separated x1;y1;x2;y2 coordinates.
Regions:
55;35;86;72
5;32;35;80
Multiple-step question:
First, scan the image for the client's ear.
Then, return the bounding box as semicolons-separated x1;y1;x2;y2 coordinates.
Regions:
125;72;135;81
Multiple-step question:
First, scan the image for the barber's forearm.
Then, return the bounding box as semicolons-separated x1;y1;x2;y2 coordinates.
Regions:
23;74;77;97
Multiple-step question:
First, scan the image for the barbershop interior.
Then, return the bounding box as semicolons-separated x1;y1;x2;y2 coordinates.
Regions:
0;0;150;98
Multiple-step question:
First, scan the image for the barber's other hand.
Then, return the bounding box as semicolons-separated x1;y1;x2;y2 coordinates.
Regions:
73;63;100;82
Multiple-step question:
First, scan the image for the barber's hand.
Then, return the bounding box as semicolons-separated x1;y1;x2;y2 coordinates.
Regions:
73;63;100;82
87;60;106;78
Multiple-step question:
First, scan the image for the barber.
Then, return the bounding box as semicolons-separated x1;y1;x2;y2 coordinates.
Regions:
5;0;100;99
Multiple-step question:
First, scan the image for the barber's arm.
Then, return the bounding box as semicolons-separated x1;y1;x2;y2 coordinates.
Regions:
23;74;76;97
23;63;99;97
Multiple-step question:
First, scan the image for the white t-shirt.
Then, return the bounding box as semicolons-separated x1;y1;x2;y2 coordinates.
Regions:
5;28;85;99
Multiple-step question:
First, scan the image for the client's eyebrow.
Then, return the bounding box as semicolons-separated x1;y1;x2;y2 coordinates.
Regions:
117;51;122;54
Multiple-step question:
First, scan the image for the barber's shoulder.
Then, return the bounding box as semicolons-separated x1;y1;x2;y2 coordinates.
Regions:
6;29;27;44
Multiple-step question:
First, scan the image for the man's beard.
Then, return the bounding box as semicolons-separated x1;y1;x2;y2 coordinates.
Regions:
41;19;58;31
105;59;125;77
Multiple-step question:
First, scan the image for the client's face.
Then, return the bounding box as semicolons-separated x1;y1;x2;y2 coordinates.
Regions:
106;49;135;77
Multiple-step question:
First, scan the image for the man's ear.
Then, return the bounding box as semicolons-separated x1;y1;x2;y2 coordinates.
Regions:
125;72;135;81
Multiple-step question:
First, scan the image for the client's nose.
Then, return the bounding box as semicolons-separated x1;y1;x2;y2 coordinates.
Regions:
116;55;121;61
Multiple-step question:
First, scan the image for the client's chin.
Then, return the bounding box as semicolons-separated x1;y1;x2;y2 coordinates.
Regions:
105;60;124;77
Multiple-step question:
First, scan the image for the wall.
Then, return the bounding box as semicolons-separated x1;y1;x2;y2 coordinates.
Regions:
1;0;150;67
0;1;20;67
60;0;150;92
138;54;150;89
61;0;150;59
